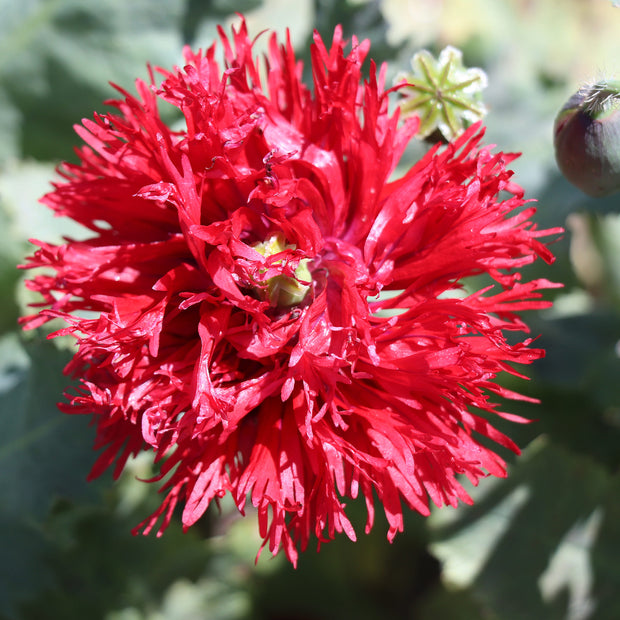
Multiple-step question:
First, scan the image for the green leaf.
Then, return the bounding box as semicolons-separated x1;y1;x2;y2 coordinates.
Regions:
513;310;620;471
0;0;188;163
0;334;99;520
430;439;620;619
0;333;100;617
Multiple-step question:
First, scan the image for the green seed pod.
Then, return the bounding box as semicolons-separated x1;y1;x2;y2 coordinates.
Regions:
554;80;620;197
396;46;487;142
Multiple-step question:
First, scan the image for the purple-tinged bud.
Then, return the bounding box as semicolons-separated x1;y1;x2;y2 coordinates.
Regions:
554;80;620;197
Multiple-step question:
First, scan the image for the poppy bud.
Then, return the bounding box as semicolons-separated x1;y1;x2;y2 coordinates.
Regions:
554;80;620;197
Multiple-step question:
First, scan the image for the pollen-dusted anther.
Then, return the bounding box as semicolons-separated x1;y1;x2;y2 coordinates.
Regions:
396;46;487;142
253;234;311;307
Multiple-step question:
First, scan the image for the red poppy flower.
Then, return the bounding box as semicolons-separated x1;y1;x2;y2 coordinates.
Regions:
21;19;560;566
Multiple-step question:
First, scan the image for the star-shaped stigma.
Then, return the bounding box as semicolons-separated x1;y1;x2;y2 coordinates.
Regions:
396;46;487;141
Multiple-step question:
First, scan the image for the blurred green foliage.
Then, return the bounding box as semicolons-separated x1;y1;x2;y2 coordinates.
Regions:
2;0;620;618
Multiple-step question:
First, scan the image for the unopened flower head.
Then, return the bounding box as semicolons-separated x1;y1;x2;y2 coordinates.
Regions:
554;79;620;197
396;45;488;141
21;19;560;566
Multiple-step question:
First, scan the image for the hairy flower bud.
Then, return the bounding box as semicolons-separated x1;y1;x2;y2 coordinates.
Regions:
554;80;620;197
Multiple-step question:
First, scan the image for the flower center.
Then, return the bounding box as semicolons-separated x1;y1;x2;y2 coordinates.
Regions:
253;234;312;307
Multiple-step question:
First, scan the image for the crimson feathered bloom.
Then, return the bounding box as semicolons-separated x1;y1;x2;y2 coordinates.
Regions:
21;19;560;565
